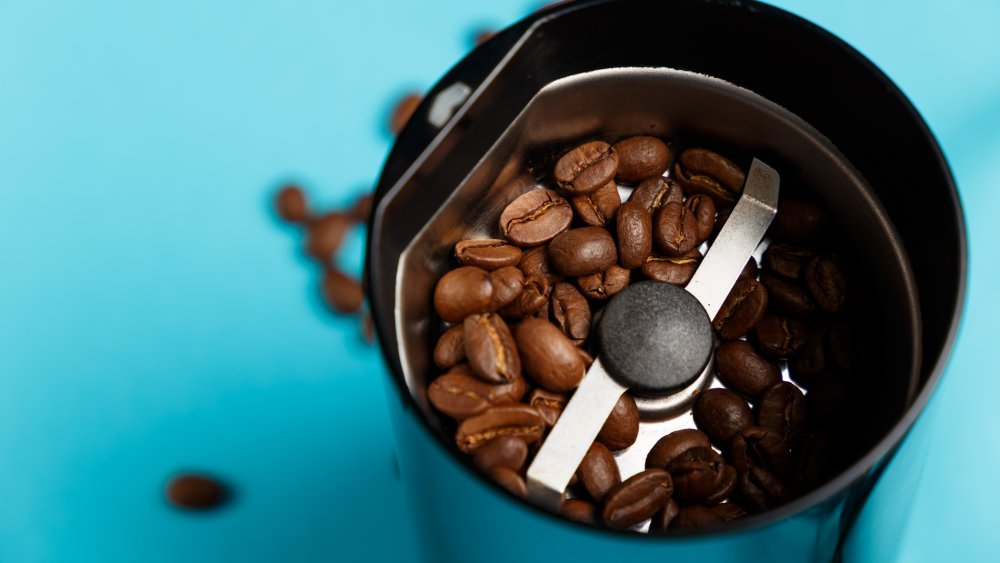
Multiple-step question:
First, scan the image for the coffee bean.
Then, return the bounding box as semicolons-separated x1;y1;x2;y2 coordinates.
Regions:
516;245;558;280
455;404;545;453
490;466;528;497
488;266;524;311
712;206;732;239
616;200;653;269
736;466;788;512
654;201;699;256
550;282;591;344
473;435;529;473
554;140;620;195
577;442;621;502
429;370;506;420
789;328;827;388
692;388;754;444
713;278;768;339
455;239;523;270
321;268;364;313
757;382;807;446
804;255;847;313
646;429;712;469
498;273;550;320
166;473;228;510
433;266;494;323
641;252;700;285
713;502;748;523
529;388;568;428
760;274;816;316
667;446;726;503
433;325;466;369
548;227;618;276
762;243;815;280
578;347;595;369
771;199;829;243
463;313;521;384
740;425;793;477
716;341;781;400
577;265;630;300
561;499;598;525
275;185;310;223
649;500;680;533
612;136;670;183
752;315;809;359
685;194;717;243
601;469;673;530
673;148;745;206
597;393;640;451
514;318;585;392
500;189;574;246
571;180;621;227
306;213;350;259
389;92;422;135
672;505;725;531
628;176;684;213
705;464;738;505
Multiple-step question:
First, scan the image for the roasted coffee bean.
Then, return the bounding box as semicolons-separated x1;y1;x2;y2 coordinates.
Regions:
348;193;373;224
693;388;754;444
601;469;673;530
488;266;524;311
433;266;494;323
389;92;422;135
166;473;228;510
490;466;527;497
464;313;521;384
306;213;350;259
571;180;621;227
646;429;712;469
716;341;781;400
762;243;815;280
704;464;738;505
499;189;574;246
597;393;640;451
641;252;700;285
473;435;529;472
578;442;622;502
561;499;598;525
554;140;620;195
668;446;726;503
498;274;550;319
737;466;788;513
713;502;748;523
654;201;699;256
529;388;567;428
628;176;684;213
771;198;829;243
275;185;310;223
514;318;585;392
804;255;847;313
578;347;595;369
672;505;725;530
616;200;653;269
428;370;504;420
789;328;827;388
550;282;591;344
757;382;807;446
321;268;364;313
548;227;618;276
455;404;544;453
740;257;759;279
455;239;523;270
649;500;681;533
674;148;745;206
516;245;558;280
433;325;466;369
740;425;793;477
686;194;717;243
760;274;816;316
577;265;630;300
713;278;768;339
753;315;809;359
612;136;670;183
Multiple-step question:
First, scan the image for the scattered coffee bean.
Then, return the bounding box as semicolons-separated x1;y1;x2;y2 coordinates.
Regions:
433;266;494;323
561;499;598;525
674;148;745;205
577;265;630;300
771;198;829;243
654;201;699;257
762;243;815;280
686;194;717;243
321;267;364;314
473;435;529;473
597;393;640;451
601;469;673;530
641;252;700;285
714;278;768;339
500;189;574;247
389;93;422;135
429;369;510;420
498;273;550;319
490;466;528;497
753;315;809;359
548;227;618;277
550;282;591;344
433;325;466;369
554;140;620;195
612;136;670;183
578;442;622;502
455;239;523;270
693;388;754;444
760;274;816;316
516;245;558;280
757;382;807;446
514;318;585;392
616;200;653;269
668;446;726;503
628;176;684;213
571;179;621;227
646;429;712;469
306;212;350;260
672;505;725;531
275;185;310;223
529;388;568;428
488;266;525;311
166;473;228;510
464;313;521;384
716;340;781;400
455;404;545;453
804;255;848;313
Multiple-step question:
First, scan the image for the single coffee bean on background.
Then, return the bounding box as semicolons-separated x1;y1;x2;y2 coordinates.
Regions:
628;176;684;213
616;200;653;269
762;243;815;280
646;429;712;469
673;148;745;205
804;255;848;313
433;325;466;369
753;315;809;359
499;189;574;247
550;282;591;344
601;469;674;530
389;92;422;135
463;313;521;384
757;382;807;446
473;435;529;473
761;274;816;316
561;499;598;525
166;473;228;510
692;388;754;444
715;340;781;399
433;266;494;323
612;136;671;183
428;370;506;420
455;239;523;270
571;179;621;227
516;245;558;280
514;318;585;392
577;265;631;300
654;201;699;257
714;278;769;339
641;253;700;286
685;194;717;243
306;212;350;260
668;446;727;503
554;140;620;195
454;404;545;453
498;273;549;320
649;499;681;533
275;185;310;223
490;466;528;497
529;388;568;428
771;198;829;243
548;227;618;277
578;442;622;502
321;268;364;314
672;505;725;531
488;266;525;311
597;394;640;451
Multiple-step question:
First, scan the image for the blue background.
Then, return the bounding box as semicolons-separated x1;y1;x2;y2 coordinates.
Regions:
1;1;997;561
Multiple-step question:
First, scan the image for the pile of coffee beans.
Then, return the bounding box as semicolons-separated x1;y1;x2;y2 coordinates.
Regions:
426;136;861;532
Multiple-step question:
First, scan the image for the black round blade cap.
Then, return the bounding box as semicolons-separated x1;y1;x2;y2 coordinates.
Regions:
596;281;714;394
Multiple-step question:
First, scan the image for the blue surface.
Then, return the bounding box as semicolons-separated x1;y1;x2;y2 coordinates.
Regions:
0;0;997;561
